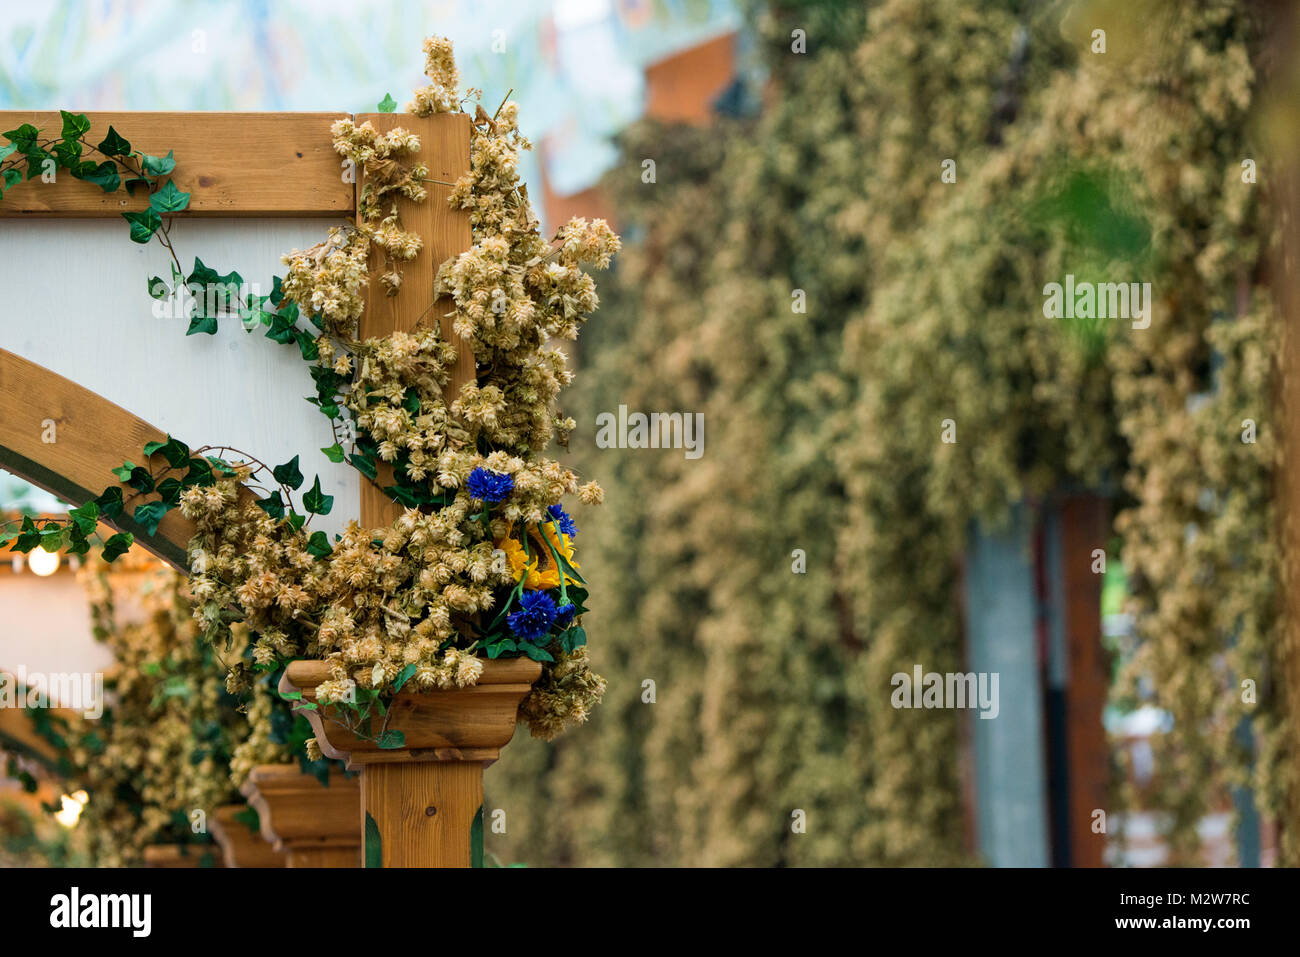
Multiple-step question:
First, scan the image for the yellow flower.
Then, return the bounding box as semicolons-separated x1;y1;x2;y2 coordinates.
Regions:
496;524;579;590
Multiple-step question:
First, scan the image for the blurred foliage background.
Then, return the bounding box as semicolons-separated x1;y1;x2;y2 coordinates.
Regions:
486;0;1294;866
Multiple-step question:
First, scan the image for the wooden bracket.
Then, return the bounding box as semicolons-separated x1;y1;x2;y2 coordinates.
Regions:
210;804;286;868
239;764;361;868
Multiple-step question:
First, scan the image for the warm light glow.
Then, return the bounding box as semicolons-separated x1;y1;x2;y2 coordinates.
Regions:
54;791;87;828
27;548;60;577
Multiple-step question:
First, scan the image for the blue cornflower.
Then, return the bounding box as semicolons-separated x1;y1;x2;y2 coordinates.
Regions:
555;603;577;628
547;503;578;537
507;591;558;642
467;467;514;504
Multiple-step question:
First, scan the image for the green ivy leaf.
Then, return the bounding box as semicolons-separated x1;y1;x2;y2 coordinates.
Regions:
378;93;397;113
471;805;484;869
125;466;155;494
272;455;304;490
147;276;170;300
155;477;183;506
255;491;286;520
520;643;554;662
68;502;99;536
111;461;136;482
303;476;333;516
149;178;190;213
144;435;190;468
101;532;133;561
186;314;218;336
305;530;333;558
73;159;120;192
364;812;382;868
349;453;378;481
96;126;131;157
132;500;171;536
293;328;319;361
13;517;41;552
39;525;63;552
320;443;345;463
51;138;82;166
376;730;405;749
3;124;39;151
182;457;215;487
59;111;90;141
141;150;175;176
122;208;161;243
92;486;124;520
392;663;417;693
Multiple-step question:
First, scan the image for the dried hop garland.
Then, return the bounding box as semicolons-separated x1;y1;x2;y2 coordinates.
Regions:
182;35;618;742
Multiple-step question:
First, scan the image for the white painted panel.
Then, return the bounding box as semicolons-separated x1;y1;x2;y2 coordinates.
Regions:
0;219;358;536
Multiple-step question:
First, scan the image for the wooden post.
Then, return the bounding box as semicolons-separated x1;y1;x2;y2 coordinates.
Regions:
356;110;475;526
1059;495;1111;868
280;658;539;868
210;804;286;868
347;111;488;867
239;764;361;868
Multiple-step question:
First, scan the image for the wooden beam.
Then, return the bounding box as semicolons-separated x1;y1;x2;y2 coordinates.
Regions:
0;112;351;217
0;348;256;570
356;111;474;530
0;692;77;765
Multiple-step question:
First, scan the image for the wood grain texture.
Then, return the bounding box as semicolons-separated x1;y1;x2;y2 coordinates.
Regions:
363;760;481;868
238;763;360;868
356;112;474;530
210;804;285;868
0;697;76;763
0;348;257;570
141;844;218;868
282;658;538;868
0;112;350;217
284;845;362;868
281;658;540;767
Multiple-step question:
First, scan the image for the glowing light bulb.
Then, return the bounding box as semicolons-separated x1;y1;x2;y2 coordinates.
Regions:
27;548;59;577
54;792;86;828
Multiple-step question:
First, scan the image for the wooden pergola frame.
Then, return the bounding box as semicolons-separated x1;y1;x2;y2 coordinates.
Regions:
0;109;491;868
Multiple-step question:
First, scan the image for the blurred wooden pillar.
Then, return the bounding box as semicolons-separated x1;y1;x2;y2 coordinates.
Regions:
210;804;285;868
240;765;361;868
1057;495;1110;868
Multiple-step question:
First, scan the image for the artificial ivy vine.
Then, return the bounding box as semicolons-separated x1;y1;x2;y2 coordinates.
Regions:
0;35;619;751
